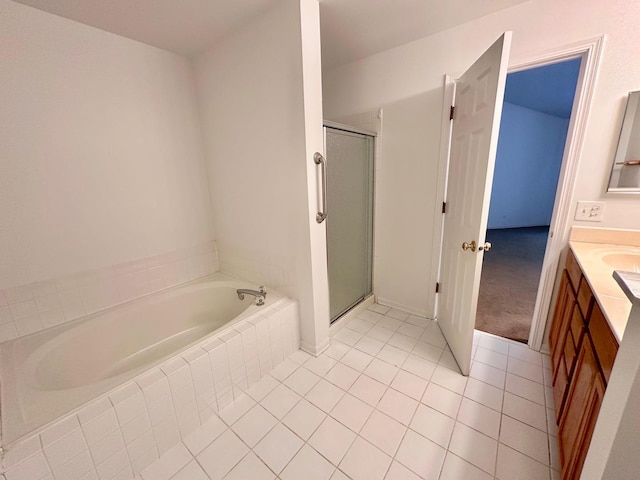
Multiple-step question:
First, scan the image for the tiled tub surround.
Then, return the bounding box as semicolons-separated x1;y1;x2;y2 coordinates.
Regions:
1;295;300;480
0;241;219;343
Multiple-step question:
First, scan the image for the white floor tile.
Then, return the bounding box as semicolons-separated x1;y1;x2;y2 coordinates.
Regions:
346;318;374;334
259;384;301;419
402;354;436;380
354;336;385;356
183;416;226;455
305;378;345;413
411;341;444;363
439;452;493;480
282;399;326;440
507;357;544;384
340;349;374;372
438;350;460;371
339;437;392;480
456;397;501;439
478;335;510;355
330;469;350;480
269;359;299;381
363;358;399;385
377;316;403;331
474;346;508;370
422;382;462;418
395;429;446;480
377;344;409;367
280;445;334;480
325;362;360;391
282;367;321;396
325;342;350;361
390;370;428;401
360;410;407;456
330;393;373;433
141;443;191;480
420;328;448;349
448;422;498;475
169;460;208;480
196;430;248;480
385;460;422;480
231;404;278;447
304;355;337;377
253;423;303;474
496;443;551;480
348;374;386;406
360;309;385;322
386;309;410;321
409;404;455;449
247;374;279;402
503;392;548;432
218;394;256;426
288;349;313;365
499;415;549;465
308;417;356;465
376;388;418;426
431;364;467;395
505;372;546;405
334;327;363;347
508;344;543;366
463;378;504;411
546;408;558;437
223;452;275;480
367;325;396;343
398;323;424;338
368;304;390;315
387;332;418;352
470;360;507;389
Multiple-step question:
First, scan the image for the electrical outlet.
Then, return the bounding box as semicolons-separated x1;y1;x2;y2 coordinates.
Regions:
575;201;606;222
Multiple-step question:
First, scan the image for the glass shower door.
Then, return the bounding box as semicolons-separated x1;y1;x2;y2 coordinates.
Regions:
325;126;374;323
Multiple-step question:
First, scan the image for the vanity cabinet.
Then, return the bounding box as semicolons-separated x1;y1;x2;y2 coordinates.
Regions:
549;249;619;480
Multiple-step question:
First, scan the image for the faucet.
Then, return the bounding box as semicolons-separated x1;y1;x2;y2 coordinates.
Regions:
237;286;267;306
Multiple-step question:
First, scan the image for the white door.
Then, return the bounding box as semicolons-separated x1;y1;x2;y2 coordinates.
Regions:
439;32;512;375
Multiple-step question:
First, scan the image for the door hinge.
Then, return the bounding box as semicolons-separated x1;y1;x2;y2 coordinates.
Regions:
449;105;455;120
435;282;440;293
442;202;447;214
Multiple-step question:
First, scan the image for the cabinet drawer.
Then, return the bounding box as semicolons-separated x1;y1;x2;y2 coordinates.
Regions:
570;304;584;349
589;302;619;384
577;278;593;319
565;249;582;292
563;329;577;376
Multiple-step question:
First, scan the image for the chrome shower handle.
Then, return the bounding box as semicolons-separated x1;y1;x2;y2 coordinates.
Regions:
314;152;327;223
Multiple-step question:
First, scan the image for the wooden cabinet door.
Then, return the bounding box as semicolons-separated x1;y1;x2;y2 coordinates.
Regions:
558;335;606;480
550;271;577;421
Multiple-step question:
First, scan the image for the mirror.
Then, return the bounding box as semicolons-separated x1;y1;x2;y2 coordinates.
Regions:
608;91;640;192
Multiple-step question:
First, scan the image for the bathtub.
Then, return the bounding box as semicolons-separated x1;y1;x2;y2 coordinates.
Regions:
0;273;290;448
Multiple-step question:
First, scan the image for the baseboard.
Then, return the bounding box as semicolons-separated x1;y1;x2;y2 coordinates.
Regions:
376;296;431;319
300;336;330;357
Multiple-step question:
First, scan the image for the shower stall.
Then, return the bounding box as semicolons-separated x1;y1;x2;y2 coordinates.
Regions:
324;123;375;323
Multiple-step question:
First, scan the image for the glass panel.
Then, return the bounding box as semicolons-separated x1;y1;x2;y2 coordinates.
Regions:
325;127;374;322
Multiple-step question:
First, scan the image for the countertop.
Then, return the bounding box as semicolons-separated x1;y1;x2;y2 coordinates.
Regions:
569;228;640;343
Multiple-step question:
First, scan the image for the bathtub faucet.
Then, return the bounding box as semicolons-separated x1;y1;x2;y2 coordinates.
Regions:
237;286;267;306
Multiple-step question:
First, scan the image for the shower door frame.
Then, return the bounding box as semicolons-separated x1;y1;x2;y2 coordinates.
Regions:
324;121;377;324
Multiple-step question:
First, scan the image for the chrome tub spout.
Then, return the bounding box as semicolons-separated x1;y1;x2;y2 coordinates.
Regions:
237;286;267;306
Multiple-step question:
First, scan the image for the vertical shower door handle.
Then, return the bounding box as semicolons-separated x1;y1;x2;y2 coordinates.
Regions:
314;152;327;223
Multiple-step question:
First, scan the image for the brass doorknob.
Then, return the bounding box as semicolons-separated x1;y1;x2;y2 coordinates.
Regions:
462;240;477;252
479;242;492;252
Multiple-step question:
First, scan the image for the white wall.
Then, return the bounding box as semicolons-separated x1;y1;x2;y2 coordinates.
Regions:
194;0;329;353
323;0;640;316
0;0;214;290
488;102;569;229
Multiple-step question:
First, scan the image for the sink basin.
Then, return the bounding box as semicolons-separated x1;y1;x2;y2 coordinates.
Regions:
602;253;640;272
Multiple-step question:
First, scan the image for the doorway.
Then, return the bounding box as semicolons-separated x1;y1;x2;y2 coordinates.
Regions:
324;123;375;323
475;58;581;343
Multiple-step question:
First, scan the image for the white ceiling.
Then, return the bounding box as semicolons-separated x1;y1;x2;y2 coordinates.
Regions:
13;0;529;69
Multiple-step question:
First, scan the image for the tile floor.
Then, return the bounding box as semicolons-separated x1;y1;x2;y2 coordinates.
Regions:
137;304;560;480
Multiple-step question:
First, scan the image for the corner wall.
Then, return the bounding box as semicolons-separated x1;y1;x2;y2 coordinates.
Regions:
323;0;640;316
0;1;214;338
194;0;329;353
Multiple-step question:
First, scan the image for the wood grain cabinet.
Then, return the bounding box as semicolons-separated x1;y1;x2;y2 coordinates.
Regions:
549;249;619;480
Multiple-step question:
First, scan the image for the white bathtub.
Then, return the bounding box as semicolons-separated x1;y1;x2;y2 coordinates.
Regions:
0;273;283;446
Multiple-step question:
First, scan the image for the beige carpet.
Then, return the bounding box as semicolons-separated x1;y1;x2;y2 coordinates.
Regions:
475;227;548;343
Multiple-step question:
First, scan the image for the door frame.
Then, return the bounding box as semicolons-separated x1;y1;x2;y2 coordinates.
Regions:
430;35;605;351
